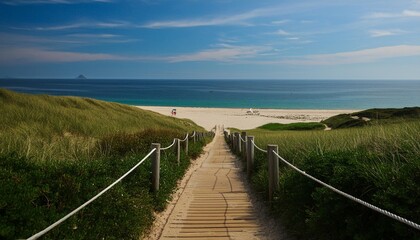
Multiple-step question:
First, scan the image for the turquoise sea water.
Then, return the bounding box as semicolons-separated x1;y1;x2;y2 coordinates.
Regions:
0;79;419;109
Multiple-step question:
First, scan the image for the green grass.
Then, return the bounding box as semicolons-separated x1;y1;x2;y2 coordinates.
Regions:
232;120;420;239
322;107;420;129
0;89;202;161
0;89;210;239
258;122;325;131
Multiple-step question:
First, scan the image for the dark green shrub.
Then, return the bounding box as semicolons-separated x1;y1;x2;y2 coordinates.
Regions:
269;151;420;240
258;122;325;131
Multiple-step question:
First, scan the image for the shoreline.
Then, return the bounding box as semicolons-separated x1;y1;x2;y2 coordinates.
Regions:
137;106;357;130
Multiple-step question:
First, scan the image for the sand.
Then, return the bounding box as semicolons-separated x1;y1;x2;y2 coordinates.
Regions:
137;106;356;130
143;128;290;240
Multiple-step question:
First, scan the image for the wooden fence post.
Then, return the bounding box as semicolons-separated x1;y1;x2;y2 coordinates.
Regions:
247;136;254;178
232;134;236;152
241;131;247;159
267;144;279;201
235;132;241;154
185;135;189;154
193;131;196;143
151;143;161;192
176;138;180;166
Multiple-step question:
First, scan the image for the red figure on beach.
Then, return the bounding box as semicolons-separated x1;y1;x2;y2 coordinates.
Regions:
171;108;177;116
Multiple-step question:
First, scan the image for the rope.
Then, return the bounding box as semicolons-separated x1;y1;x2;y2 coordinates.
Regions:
189;131;196;138
179;133;189;142
251;140;267;153
27;148;157;240
239;134;247;143
272;151;420;231
161;138;177;151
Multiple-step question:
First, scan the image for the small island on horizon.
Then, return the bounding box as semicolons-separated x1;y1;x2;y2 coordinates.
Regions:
76;74;87;80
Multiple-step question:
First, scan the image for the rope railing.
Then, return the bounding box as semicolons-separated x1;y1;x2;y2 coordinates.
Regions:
225;131;420;231
27;148;157;240
189;131;196;138
251;139;267;153
161;138;177;151
272;151;420;231
239;134;247;143
179;133;189;142
26;129;215;239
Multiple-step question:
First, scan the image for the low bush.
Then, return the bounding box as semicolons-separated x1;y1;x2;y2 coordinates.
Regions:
258;122;325;131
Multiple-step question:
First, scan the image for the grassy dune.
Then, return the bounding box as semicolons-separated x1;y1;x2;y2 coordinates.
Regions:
258;122;325;131
0;89;209;239
236;119;420;239
0;89;201;161
322;107;420;129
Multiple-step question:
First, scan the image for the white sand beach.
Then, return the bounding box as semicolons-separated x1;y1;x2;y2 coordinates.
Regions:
137;106;357;130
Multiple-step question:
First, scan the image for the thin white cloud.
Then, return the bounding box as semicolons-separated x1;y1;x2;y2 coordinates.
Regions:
403;10;420;16
0;43;271;65
280;45;420;65
67;33;120;38
0;32;82;45
365;9;420;19
2;0;112;5
273;29;291;36
0;47;127;64
166;44;271;62
25;21;130;31
369;29;407;37
270;20;290;25
0;32;137;47
11;21;131;32
141;2;343;29
142;8;281;28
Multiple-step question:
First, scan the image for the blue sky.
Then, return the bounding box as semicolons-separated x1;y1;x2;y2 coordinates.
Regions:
0;0;420;79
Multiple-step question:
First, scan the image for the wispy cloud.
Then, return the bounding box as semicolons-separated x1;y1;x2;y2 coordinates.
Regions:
65;33;138;43
167;44;271;62
0;32;137;47
142;8;273;28
0;43;271;65
66;33;120;38
280;45;420;65
166;44;271;62
270;20;290;25
141;1;346;29
273;29;291;36
2;0;113;5
15;21;130;31
0;47;126;64
369;29;407;37
365;9;420;19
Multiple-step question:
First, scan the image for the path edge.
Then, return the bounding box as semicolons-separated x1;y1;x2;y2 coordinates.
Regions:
141;134;217;240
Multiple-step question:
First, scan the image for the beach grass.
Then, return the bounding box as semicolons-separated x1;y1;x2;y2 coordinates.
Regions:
0;89;209;239
0;89;201;162
322;107;420;129
257;122;325;131
236;119;420;239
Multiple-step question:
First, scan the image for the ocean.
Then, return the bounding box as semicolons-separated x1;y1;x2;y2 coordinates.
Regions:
0;79;419;109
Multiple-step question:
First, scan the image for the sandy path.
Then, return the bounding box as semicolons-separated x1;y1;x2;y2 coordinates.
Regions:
137;106;355;130
144;127;289;240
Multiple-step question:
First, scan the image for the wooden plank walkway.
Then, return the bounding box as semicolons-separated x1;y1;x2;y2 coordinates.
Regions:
160;130;266;240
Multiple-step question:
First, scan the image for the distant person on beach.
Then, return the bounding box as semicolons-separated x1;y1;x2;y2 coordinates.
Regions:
171;108;177;116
